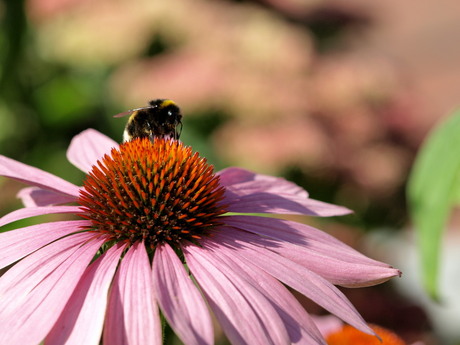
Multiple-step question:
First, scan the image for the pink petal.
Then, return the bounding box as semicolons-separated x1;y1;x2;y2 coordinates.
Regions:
224;192;352;216
225;216;400;287
0;232;105;345
199;239;326;345
0;220;90;270
153;243;213;345
183;243;291;345
0;155;80;197
104;242;162;345
0;205;82;227
67;129;118;173
46;244;125;345
218;167;308;198
213;229;376;337
17;187;77;207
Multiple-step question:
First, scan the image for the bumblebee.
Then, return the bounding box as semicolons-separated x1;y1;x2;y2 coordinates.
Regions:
115;99;183;142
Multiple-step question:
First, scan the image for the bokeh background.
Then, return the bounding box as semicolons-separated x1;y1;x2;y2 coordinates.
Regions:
1;0;460;344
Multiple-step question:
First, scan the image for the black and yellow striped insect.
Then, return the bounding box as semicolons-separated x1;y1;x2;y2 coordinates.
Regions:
115;99;183;142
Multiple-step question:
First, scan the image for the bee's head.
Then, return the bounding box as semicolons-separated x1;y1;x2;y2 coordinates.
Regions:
149;100;181;123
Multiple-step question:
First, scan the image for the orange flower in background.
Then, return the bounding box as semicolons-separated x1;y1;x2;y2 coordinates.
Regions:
326;324;406;345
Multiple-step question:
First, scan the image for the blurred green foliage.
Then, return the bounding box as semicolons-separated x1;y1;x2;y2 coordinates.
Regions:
0;0;110;182
407;110;460;299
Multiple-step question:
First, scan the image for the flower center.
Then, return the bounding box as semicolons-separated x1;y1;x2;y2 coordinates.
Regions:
78;138;227;249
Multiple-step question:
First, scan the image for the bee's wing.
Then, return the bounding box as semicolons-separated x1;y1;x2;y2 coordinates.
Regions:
113;106;152;118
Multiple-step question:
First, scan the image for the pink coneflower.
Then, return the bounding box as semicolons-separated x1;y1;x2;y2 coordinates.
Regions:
0;129;400;345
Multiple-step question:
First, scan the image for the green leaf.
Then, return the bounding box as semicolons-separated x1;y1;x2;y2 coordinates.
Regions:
407;110;460;299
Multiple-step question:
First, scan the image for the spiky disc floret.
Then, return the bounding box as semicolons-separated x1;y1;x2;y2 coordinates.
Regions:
78;138;227;249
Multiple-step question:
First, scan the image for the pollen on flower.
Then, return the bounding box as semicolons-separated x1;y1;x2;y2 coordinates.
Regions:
78;138;227;249
326;324;406;345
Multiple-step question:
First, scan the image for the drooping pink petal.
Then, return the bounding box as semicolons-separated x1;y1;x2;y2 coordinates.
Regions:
0;205;83;227
152;243;213;345
67;129;118;173
225;216;400;287
183;243;291;345
0;232;105;345
213;228;376;337
217;168;350;216
223;192;352;217
218;167;308;198
104;242;162;345
200;239;326;345
0;220;90;270
17;187;77;207
0;155;80;197
46;244;125;345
